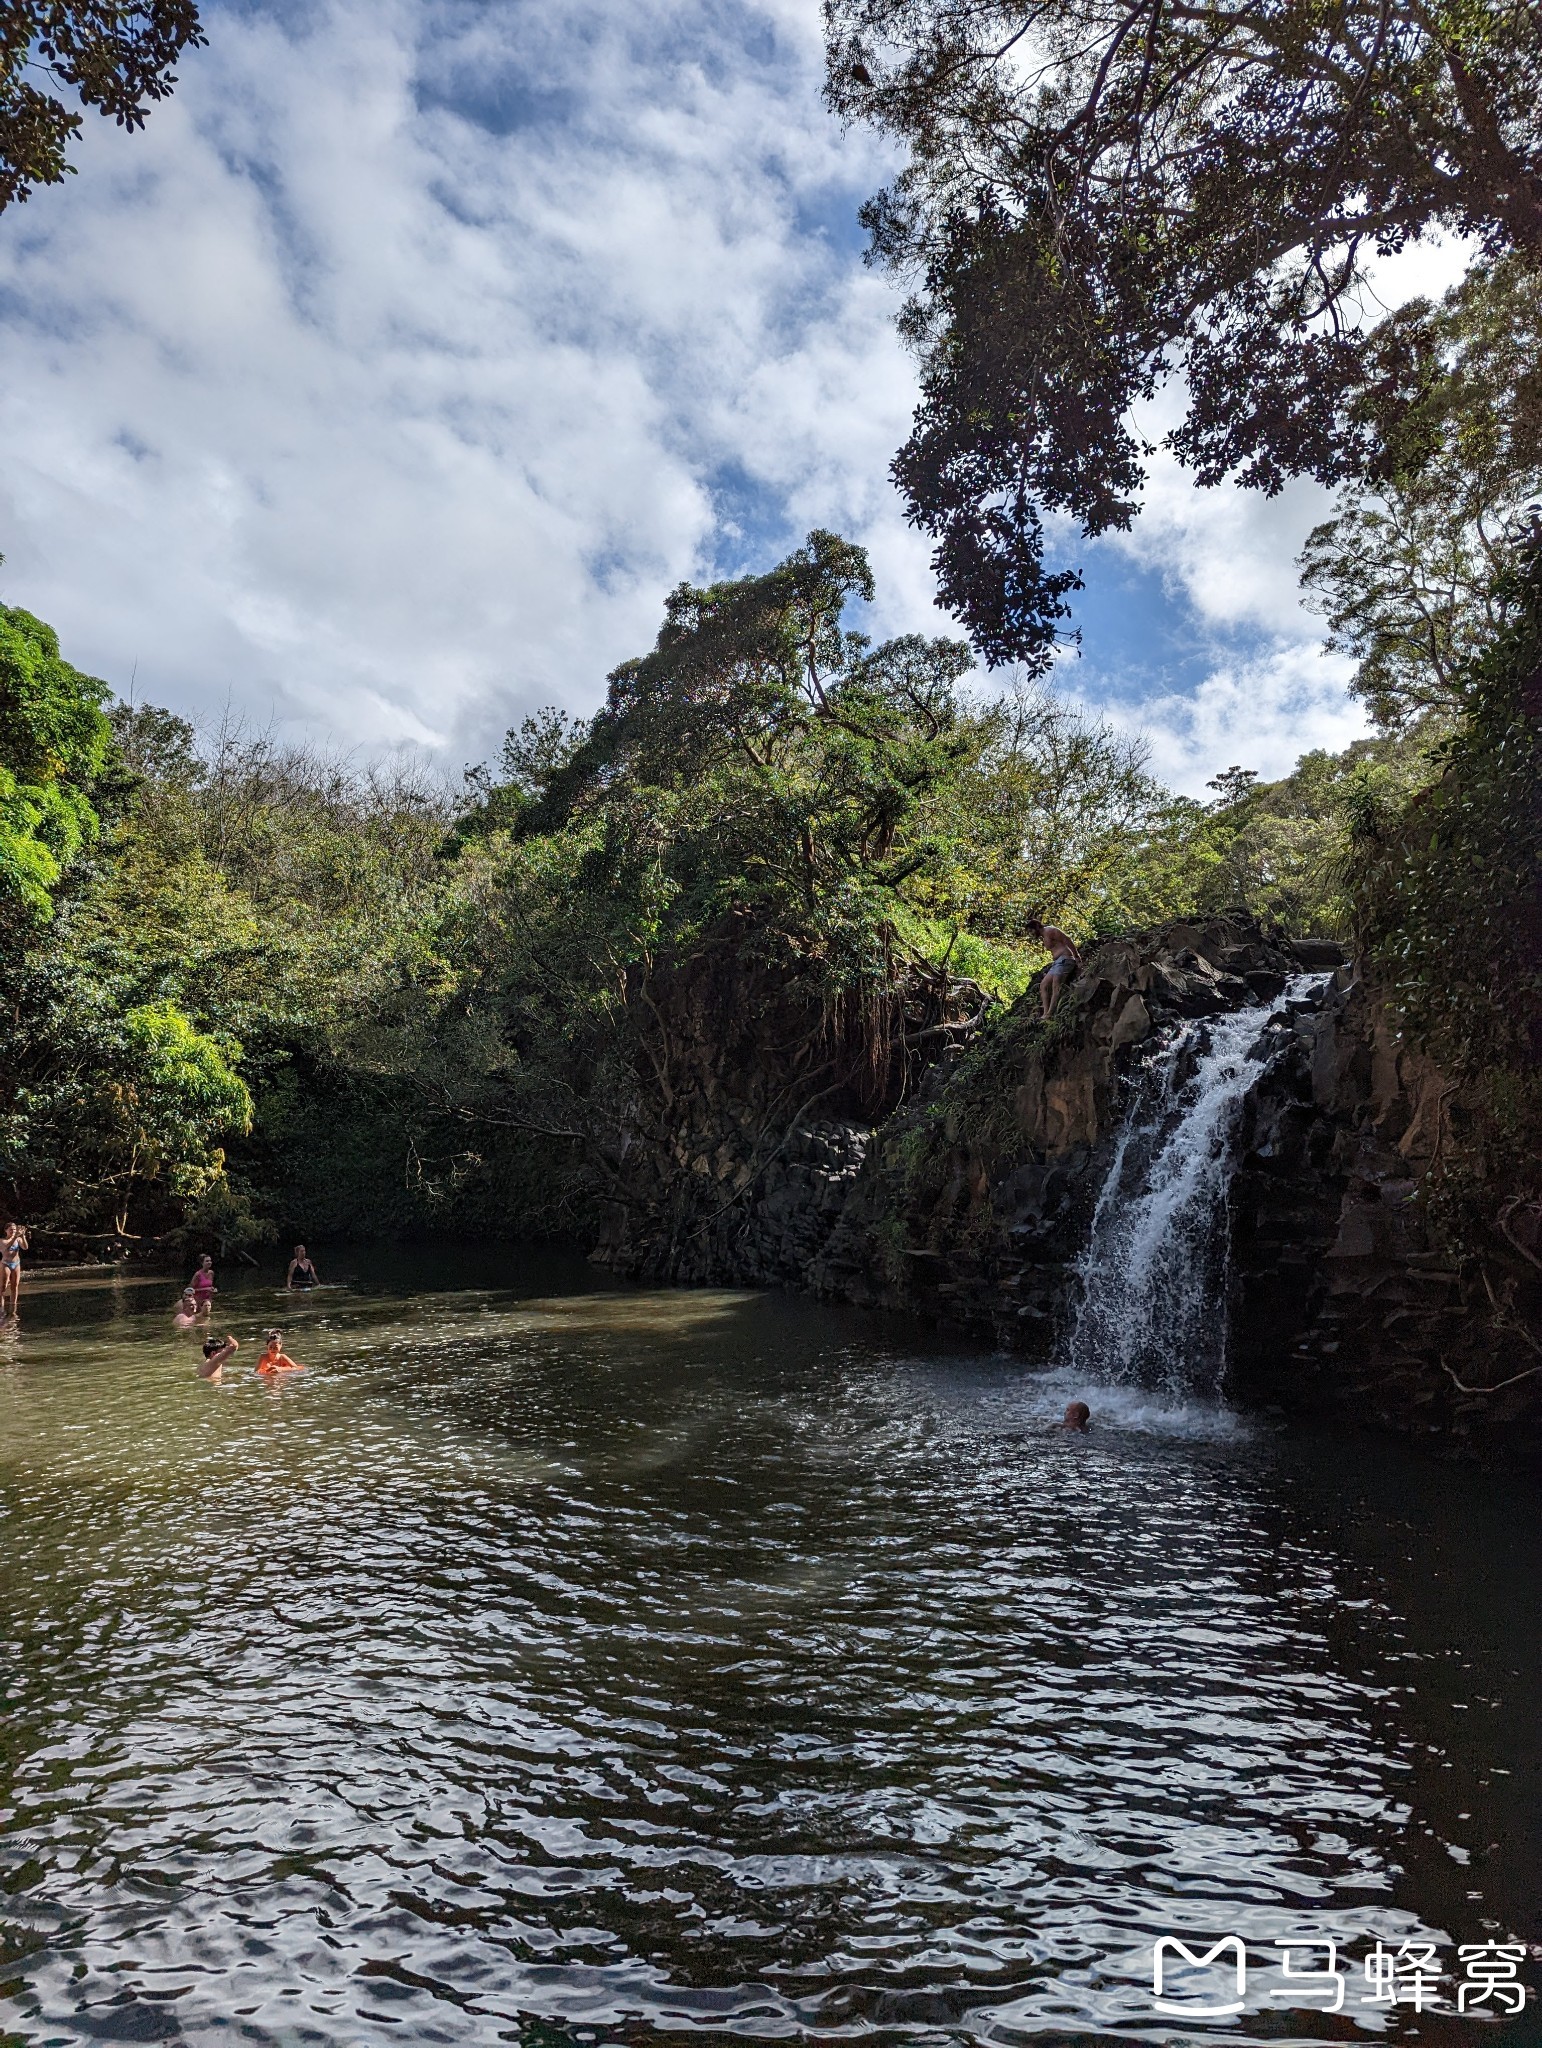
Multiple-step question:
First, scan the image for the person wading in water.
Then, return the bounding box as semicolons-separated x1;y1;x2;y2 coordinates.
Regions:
189;1254;216;1312
0;1222;27;1318
1026;918;1081;1019
199;1333;239;1381
286;1245;320;1290
256;1330;304;1377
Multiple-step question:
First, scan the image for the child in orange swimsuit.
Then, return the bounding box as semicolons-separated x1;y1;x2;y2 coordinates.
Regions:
255;1329;304;1376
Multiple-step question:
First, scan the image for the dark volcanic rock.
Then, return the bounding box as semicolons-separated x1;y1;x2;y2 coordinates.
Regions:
590;911;1540;1461
589;917;979;1286
807;913;1304;1345
1228;975;1542;1460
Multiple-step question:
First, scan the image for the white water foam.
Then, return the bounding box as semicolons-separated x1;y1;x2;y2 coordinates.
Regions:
1028;1364;1257;1441
1061;976;1325;1407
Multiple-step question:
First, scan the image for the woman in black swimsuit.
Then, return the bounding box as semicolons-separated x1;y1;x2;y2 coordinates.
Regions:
285;1244;320;1290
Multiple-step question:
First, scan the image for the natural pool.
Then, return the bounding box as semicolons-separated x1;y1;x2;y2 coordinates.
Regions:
0;1251;1536;2045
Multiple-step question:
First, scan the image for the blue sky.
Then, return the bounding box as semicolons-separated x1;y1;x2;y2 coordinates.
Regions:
0;0;1459;791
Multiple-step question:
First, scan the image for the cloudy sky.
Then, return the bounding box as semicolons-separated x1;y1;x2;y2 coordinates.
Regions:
0;0;1466;791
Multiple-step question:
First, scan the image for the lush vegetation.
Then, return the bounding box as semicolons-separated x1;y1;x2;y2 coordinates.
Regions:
0;493;1535;1288
0;602;111;917
1291;255;1542;1268
1299;258;1542;732
0;676;444;1245
1344;553;1542;1260
0;536;1398;1252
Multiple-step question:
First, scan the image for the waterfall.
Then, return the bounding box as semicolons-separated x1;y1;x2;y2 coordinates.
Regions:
1064;981;1317;1401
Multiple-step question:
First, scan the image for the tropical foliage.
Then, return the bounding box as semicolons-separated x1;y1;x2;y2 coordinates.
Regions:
0;0;204;210
1344;553;1542;1252
825;0;1542;661
0;602;111;920
1300;258;1542;731
0;532;1377;1249
0;503;1532;1266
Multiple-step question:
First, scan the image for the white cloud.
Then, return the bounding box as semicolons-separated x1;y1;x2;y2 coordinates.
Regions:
0;1;1482;786
0;0;940;764
1105;643;1367;795
1117;417;1341;638
1070;230;1481;783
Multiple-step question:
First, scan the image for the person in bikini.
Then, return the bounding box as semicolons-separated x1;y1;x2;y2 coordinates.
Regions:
256;1330;304;1376
286;1244;319;1290
189;1255;216;1313
0;1222;27;1317
1026;918;1081;1019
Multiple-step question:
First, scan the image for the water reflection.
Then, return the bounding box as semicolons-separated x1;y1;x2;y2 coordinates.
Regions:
0;1250;1536;2045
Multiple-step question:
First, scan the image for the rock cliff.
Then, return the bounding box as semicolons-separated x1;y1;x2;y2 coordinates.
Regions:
593;913;1541;1459
589;917;982;1285
1230;974;1542;1457
808;914;1305;1346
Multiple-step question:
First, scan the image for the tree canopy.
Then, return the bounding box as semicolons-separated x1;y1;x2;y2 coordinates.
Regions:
0;0;204;210
522;531;978;941
824;0;1542;662
21;996;253;1235
1343;545;1542;1253
0;542;1507;1255
0;602;111;921
1299;257;1542;730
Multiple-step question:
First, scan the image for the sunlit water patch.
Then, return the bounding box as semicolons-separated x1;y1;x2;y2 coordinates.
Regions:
0;1249;1536;2046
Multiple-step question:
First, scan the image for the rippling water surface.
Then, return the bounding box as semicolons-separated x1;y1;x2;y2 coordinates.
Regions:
0;1251;1537;2047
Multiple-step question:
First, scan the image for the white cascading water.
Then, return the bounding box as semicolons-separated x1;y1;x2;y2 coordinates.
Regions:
1064;982;1318;1402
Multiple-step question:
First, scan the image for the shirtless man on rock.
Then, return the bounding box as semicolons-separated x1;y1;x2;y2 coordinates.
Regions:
1026;917;1081;1019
